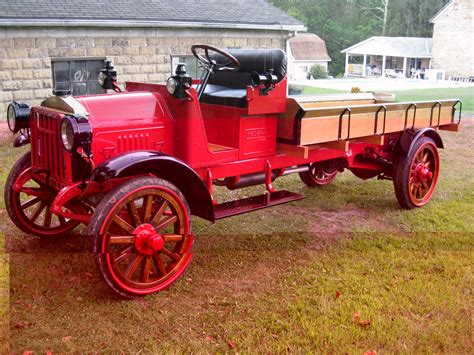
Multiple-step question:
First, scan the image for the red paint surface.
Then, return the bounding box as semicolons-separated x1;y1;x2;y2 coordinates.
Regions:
27;76;392;219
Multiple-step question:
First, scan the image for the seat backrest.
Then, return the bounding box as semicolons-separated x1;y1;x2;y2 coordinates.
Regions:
208;49;287;89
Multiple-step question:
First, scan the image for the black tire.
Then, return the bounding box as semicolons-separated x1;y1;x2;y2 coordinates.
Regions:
299;163;338;188
4;152;80;237
89;176;193;299
393;137;440;209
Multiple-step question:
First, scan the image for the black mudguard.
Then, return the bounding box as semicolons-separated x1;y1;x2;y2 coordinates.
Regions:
91;151;215;222
399;128;444;157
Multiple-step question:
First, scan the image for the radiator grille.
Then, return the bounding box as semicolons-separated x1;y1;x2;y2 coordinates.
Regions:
31;108;70;188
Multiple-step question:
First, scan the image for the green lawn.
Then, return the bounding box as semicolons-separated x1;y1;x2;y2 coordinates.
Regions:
394;87;474;113
295;85;345;95
0;90;473;352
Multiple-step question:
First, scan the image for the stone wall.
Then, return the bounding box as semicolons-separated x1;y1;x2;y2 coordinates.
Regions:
0;27;287;121
431;0;474;77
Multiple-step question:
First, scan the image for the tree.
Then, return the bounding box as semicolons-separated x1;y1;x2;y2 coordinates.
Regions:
362;0;390;35
308;64;328;79
270;0;449;76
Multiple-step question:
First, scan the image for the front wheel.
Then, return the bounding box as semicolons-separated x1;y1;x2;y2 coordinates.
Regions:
299;163;338;187
393;137;440;209
89;177;194;299
4;152;81;237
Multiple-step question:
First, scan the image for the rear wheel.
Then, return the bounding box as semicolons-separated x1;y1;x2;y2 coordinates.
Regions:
299;163;338;187
393;137;440;209
89;177;194;299
4;152;80;237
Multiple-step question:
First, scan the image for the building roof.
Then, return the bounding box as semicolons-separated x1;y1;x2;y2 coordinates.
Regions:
289;33;331;61
430;0;455;23
0;0;306;31
341;36;432;58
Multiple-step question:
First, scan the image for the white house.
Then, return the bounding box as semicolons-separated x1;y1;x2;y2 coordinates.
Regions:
287;33;331;80
341;37;433;79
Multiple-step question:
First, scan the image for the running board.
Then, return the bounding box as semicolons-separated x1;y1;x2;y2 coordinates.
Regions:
214;190;305;220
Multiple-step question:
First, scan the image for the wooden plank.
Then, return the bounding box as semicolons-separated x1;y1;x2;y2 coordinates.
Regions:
307;140;350;152
294;93;376;103
438;123;460;132
208;143;233;152
277;98;460;147
277;98;300;141
298;104;456;146
276;143;308;159
299;100;459;119
356;135;385;145
300;100;375;109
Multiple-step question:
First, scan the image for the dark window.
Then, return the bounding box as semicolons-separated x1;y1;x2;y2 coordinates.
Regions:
409;58;422;70
171;55;204;79
52;57;106;96
385;56;398;69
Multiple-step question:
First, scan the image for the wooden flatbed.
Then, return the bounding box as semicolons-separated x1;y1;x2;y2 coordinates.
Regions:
278;94;461;147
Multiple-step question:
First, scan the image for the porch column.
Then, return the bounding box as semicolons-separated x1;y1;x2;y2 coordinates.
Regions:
402;57;407;78
345;52;349;76
362;54;367;77
382;55;386;78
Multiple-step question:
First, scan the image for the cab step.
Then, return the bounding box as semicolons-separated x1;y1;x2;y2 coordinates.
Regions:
214;190;304;220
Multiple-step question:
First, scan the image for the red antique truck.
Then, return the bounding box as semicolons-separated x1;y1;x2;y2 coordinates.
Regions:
4;45;462;298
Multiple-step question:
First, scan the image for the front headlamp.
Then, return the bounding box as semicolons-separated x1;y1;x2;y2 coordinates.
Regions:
98;60;118;90
166;77;178;95
166;64;192;99
60;114;92;153
7;101;30;133
98;72;106;87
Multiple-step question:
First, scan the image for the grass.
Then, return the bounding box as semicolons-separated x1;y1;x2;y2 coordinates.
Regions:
295;85;345;95
0;89;473;352
227;233;472;353
0;252;8;353
394;87;474;113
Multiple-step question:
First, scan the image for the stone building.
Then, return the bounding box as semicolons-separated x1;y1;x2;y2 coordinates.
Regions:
430;0;474;78
0;0;305;119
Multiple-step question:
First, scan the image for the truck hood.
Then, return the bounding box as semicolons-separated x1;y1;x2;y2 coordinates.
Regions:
41;92;170;129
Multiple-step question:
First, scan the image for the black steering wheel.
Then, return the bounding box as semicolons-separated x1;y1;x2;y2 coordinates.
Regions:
191;44;240;72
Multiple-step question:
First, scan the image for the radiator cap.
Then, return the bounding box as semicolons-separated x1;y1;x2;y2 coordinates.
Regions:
52;89;71;97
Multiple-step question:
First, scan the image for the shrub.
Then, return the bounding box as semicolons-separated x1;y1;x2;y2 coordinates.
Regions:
307;64;328;80
288;85;303;95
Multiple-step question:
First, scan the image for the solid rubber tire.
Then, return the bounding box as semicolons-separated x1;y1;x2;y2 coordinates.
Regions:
299;165;338;188
393;137;439;209
4;152;80;237
89;176;192;299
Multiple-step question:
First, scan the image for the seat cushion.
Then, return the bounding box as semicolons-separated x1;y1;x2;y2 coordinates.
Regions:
200;49;287;107
201;84;229;95
201;88;247;107
211;49;287;82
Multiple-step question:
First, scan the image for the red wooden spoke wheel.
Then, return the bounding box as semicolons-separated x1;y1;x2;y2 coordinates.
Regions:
4;152;81;237
394;137;440;209
90;177;193;299
299;163;338;187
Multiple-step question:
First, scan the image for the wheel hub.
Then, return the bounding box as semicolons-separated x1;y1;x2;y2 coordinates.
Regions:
133;224;164;255
414;164;433;183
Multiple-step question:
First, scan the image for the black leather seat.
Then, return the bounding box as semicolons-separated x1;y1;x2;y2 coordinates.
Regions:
200;49;287;107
